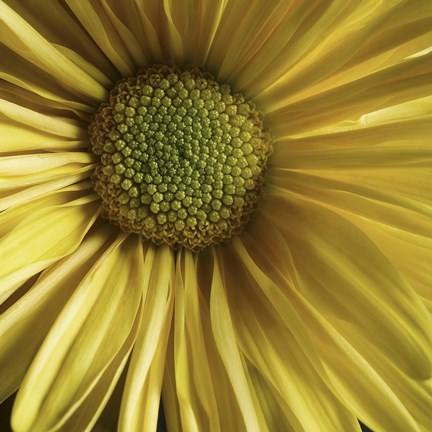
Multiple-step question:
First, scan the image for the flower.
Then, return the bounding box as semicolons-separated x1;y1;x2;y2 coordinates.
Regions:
0;1;431;431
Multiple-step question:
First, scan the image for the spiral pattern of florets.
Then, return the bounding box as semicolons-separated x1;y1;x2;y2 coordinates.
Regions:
90;65;272;251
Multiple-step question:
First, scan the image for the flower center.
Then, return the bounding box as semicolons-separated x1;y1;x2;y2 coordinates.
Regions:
89;65;272;251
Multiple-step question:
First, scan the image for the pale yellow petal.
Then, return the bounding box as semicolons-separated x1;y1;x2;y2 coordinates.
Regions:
3;0;117;84
210;250;267;431
0;188;100;304
0;1;107;101
65;0;135;77
0;165;94;212
260;195;432;379
0;44;94;117
12;234;144;432
0;224;113;402
0;116;87;154
225;239;361;431
330;211;432;314
239;221;426;432
129;0;164;60
161;0;227;65
168;250;222;431
0;99;85;138
0;152;96;206
256;1;432;107
119;245;174;432
98;0;151;67
0;152;94;177
163;248;252;432
267;52;432;136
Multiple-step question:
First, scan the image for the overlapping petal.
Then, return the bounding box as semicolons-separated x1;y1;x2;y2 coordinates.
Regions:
11;234;145;432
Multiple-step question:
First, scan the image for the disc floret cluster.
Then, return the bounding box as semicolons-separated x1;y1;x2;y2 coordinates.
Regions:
90;65;272;251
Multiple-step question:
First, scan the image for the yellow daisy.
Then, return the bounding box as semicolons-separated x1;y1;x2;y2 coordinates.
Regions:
1;1;431;431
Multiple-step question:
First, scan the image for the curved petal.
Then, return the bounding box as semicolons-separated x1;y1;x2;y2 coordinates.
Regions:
260;194;432;379
0;99;85;139
0;115;86;154
161;0;227;65
220;238;361;431
0;152;95;193
267;51;432;136
11;234;145;432
166;250;222;431
328;210;432;314
118;245;174;432
210;249;267;431
163;248;248;432
0;1;107;101
238;219;428;432
0;44;94;119
0;186;100;304
65;0;135;77
256;1;432;108
0;224;114;403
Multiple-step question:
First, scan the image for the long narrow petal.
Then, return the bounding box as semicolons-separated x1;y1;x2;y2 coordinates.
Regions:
65;0;135;77
118;245;174;432
225;239;361;431
11;234;145;432
0;224;114;402
238;220;427;432
0;165;94;212
255;1;432;107
163;248;248;432
210;249;267;431
267;52;432;135
0;116;86;154
169;250;222;431
0;99;85;138
263;194;432;379
0;153;95;198
0;1;107;101
0;186;100;303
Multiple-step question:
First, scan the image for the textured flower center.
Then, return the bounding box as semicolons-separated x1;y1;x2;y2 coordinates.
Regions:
89;65;272;251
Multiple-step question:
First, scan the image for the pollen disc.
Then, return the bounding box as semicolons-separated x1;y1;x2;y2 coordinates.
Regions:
90;65;272;251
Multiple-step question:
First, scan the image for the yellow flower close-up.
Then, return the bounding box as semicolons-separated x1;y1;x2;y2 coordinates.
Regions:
0;0;431;431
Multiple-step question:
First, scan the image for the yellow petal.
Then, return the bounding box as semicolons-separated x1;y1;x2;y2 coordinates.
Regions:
163;247;252;431
119;245;174;432
257;1;432;107
0;224;113;402
130;1;164;60
210;249;267;431
97;0;150;67
168;250;222;431
333;212;432;314
226;239;361;431
0;152;95;205
0;151;94;177
0;117;86;154
0;165;94;212
0;99;85;138
12;234;144;432
0;188;100;303
65;0;135;77
3;0;117;85
0;1;106;101
261;195;432;379
267;52;432;136
0;47;94;117
239;221;425;432
267;169;432;241
162;0;227;65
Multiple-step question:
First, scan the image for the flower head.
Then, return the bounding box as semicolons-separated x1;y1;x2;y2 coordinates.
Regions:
0;1;431;432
